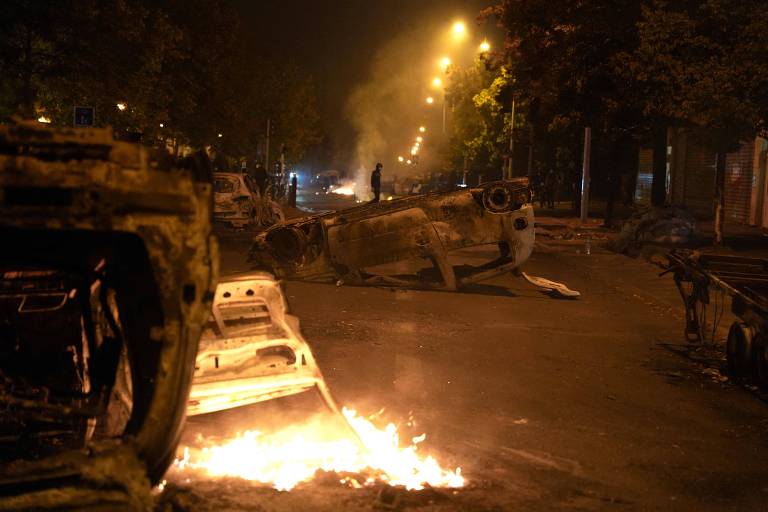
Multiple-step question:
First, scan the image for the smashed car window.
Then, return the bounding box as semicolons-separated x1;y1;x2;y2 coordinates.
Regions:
214;178;236;193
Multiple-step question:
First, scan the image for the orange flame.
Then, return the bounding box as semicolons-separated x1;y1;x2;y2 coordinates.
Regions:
171;407;464;491
331;186;355;196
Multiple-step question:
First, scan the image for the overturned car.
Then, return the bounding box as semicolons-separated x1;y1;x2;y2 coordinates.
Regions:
0;120;217;508
249;179;534;290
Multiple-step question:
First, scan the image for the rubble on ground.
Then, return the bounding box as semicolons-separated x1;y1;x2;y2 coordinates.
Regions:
610;206;697;254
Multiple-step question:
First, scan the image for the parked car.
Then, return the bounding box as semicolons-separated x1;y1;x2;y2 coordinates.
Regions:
188;272;338;416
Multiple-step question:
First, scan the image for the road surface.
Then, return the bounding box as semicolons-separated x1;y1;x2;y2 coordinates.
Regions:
161;195;768;511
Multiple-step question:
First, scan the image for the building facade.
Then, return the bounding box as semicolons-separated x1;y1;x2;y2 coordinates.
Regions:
636;130;768;226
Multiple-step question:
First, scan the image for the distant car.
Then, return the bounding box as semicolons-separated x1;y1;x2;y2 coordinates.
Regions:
213;172;258;228
187;272;338;416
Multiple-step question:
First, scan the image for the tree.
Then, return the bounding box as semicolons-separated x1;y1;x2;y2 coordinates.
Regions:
483;0;645;219
444;60;508;183
0;0;323;169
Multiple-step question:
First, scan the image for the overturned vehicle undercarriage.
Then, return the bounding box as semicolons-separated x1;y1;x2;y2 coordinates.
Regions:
249;180;534;290
0;120;217;508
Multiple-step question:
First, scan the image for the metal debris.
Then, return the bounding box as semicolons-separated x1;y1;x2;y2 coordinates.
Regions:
521;273;581;298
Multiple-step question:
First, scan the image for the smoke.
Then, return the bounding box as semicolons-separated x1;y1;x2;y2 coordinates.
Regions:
345;20;470;199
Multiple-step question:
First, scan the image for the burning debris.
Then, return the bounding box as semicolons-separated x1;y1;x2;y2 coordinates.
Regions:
171;407;464;492
175;272;463;493
249;179;534;291
330;184;356;196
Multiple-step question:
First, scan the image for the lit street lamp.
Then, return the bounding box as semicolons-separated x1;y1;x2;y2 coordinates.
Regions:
116;102;127;111
419;126;426;133
440;56;451;70
416;136;423;142
432;77;442;88
479;40;490;53
426;96;435;105
398;156;404;162
452;21;466;40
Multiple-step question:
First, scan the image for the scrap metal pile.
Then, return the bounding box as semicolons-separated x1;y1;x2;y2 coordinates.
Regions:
249;179;535;290
0;120;217;508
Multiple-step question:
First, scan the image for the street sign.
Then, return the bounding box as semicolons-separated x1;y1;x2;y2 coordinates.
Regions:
73;106;95;127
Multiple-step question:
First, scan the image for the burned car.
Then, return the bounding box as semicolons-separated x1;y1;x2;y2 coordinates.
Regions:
213;171;284;230
0;120;217;507
187;272;338;417
213;171;259;228
249;179;534;290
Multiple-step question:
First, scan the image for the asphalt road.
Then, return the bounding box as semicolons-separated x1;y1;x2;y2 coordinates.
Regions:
163;194;768;511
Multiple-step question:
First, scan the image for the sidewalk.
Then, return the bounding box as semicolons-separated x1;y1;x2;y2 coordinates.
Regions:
534;202;768;258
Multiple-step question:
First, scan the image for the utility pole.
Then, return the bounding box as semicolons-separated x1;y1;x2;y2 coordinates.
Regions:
265;118;271;172
507;98;515;179
442;98;446;136
527;128;534;181
580;127;591;223
463;152;469;186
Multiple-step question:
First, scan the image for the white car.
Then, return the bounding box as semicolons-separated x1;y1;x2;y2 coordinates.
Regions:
187;272;337;416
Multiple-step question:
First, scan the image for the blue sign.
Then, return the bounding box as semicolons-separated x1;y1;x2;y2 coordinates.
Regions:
73;106;95;127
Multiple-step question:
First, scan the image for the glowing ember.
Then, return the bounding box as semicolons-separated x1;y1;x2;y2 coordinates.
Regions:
172;407;464;491
331;186;355;196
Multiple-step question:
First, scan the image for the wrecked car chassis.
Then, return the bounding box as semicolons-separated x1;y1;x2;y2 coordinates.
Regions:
0;120;217;507
250;180;534;290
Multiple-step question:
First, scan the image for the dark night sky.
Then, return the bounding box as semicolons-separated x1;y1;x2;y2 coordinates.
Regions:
229;0;498;171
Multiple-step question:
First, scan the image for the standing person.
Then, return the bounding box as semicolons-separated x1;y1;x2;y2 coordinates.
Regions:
370;162;382;203
534;170;546;208
252;161;268;196
544;169;559;209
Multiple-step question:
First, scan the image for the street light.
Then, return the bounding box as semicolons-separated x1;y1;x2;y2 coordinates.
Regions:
398;156;404;162
419;126;426;133
116;102;127;111
440;56;451;70
479;40;491;53
432;77;442;88
416;136;423;142
159;123;164;128
406;159;412;164
217;133;223;138
37;116;51;124
452;21;466;40
426;96;435;105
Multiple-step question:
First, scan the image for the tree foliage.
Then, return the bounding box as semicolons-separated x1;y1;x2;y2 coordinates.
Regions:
0;0;322;165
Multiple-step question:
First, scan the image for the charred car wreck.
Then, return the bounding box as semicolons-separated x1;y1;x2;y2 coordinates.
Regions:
249;180;534;290
0;120;217;508
187;272;339;417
